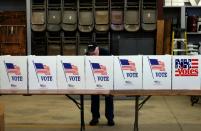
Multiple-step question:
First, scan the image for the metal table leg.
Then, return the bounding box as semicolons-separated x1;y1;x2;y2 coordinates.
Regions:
134;96;151;131
80;95;85;131
66;95;85;131
134;96;139;131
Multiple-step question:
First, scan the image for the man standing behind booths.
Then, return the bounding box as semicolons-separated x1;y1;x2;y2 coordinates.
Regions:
86;42;115;126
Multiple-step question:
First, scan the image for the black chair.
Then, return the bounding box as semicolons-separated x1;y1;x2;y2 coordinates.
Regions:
31;32;47;55
47;31;62;55
62;31;78;55
93;31;110;51
78;32;93;55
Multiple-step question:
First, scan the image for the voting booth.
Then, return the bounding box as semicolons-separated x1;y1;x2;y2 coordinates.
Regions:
85;56;113;90
57;56;85;90
172;55;201;90
28;56;57;91
0;55;201;91
0;56;27;93
143;55;172;90
114;56;142;90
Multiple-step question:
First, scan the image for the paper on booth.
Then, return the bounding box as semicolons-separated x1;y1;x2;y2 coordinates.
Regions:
143;55;172;90
114;56;142;90
172;55;200;90
57;56;85;90
0;56;27;92
85;56;113;90
28;56;57;91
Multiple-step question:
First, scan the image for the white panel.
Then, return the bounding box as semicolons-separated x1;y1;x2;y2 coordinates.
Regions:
0;56;27;91
143;55;172;90
189;0;200;6
172;55;200;90
28;56;57;91
57;56;85;90
85;56;113;90
114;56;142;90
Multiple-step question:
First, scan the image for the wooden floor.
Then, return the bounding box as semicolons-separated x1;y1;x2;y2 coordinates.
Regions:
0;95;201;131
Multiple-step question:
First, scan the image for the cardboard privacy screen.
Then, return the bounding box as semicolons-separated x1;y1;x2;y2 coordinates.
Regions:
28;56;57;92
143;55;172;90
0;56;27;93
85;56;113;90
114;56;142;90
57;56;85;90
172;55;200;90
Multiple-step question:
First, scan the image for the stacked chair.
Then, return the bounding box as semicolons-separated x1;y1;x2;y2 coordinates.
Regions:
61;0;78;55
47;0;62;55
31;0;47;55
94;32;110;51
124;0;140;32
141;0;157;31
62;31;78;55
78;0;94;32
30;0;157;55
78;32;94;55
47;0;62;32
47;32;62;55
110;0;124;31
31;32;47;55
31;0;46;32
62;0;77;32
94;0;109;32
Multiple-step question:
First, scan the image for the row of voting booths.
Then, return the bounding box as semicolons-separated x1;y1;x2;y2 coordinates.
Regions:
0;55;200;93
31;0;157;32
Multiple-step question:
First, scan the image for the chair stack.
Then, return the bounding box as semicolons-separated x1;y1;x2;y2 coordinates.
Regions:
94;32;110;51
31;32;47;55
30;0;157;56
62;31;78;55
31;0;47;55
47;0;62;55
78;32;94;55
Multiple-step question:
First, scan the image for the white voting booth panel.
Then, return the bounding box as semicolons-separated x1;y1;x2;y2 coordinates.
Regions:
28;56;57;91
172;55;200;90
57;56;85;90
114;56;142;90
189;0;201;6
0;56;27;92
143;55;172;90
85;56;113;90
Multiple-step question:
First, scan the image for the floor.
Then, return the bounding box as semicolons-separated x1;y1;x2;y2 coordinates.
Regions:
0;95;201;131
